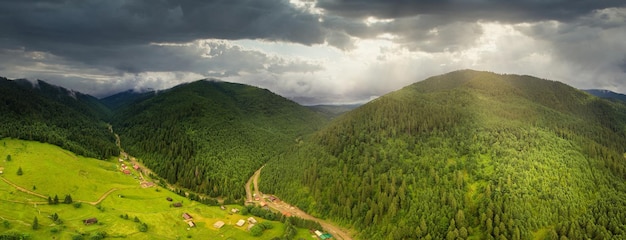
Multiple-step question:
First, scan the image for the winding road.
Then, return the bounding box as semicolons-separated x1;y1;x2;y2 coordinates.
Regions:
245;166;353;240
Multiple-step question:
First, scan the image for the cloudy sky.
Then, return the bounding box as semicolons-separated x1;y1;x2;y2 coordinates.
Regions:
1;0;625;104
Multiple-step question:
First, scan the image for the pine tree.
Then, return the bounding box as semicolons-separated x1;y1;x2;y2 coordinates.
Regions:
32;217;39;230
48;196;53;205
64;194;73;204
53;195;59;205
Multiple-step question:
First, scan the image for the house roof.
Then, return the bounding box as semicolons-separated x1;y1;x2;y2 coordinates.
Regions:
213;221;225;228
182;213;192;220
236;219;246;226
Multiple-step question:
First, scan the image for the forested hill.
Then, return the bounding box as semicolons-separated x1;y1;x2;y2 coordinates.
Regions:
261;70;626;239
111;79;328;200
0;77;118;159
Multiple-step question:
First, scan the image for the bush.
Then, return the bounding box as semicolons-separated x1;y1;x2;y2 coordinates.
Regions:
73;202;82;208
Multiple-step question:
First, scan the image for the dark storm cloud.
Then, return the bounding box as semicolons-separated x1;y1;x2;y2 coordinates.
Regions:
0;0;326;66
316;0;626;22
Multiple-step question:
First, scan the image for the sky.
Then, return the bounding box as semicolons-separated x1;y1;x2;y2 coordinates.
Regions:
1;0;625;105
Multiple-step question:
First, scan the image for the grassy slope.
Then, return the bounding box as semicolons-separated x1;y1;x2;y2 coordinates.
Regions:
261;70;626;239
0;138;314;239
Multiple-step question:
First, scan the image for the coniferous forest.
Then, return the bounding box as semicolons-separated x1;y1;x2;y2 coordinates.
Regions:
110;80;328;200
2;70;626;239
0;77;118;159
260;70;626;239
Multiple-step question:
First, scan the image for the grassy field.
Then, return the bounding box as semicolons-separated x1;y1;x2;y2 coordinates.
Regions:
0;138;317;239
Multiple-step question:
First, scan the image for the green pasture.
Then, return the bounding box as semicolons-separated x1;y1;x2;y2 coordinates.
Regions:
0;138;316;239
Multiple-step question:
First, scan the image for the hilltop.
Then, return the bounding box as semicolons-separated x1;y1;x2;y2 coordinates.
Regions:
110;80;328;200
261;70;626;239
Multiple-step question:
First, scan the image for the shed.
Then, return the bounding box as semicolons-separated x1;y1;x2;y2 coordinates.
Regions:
182;213;192;220
187;221;195;227
320;233;333;240
213;221;225;229
236;219;245;227
83;218;98;225
231;208;239;213
247;217;257;224
315;230;323;237
133;164;140;170
220;205;226;210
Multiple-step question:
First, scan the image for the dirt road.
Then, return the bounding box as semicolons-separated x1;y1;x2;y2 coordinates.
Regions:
245;167;353;240
84;188;118;205
245;165;264;202
0;176;47;199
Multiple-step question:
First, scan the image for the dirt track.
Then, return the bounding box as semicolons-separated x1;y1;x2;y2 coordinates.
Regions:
245;167;353;240
0;176;47;199
1;176;118;205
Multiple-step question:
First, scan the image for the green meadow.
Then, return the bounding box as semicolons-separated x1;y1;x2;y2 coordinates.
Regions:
0;138;315;239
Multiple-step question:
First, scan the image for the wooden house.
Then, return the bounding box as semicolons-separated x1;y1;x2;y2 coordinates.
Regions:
83;218;98;225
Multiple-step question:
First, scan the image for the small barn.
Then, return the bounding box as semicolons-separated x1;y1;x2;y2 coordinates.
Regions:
83;218;98;225
236;219;245;227
213;221;225;229
247;217;257;224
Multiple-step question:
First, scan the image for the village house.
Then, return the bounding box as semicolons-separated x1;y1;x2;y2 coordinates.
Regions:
83;218;98;225
247;217;257;224
236;219;245;227
213;221;225;229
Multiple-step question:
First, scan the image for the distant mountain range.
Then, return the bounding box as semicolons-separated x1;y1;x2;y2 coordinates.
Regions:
583;89;626;103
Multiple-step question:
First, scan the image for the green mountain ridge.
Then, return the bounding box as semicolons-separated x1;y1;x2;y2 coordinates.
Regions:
260;70;626;239
110;79;328;199
0;77;118;159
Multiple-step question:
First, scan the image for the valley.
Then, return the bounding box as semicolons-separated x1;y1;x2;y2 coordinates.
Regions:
2;70;626;239
245;166;353;240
